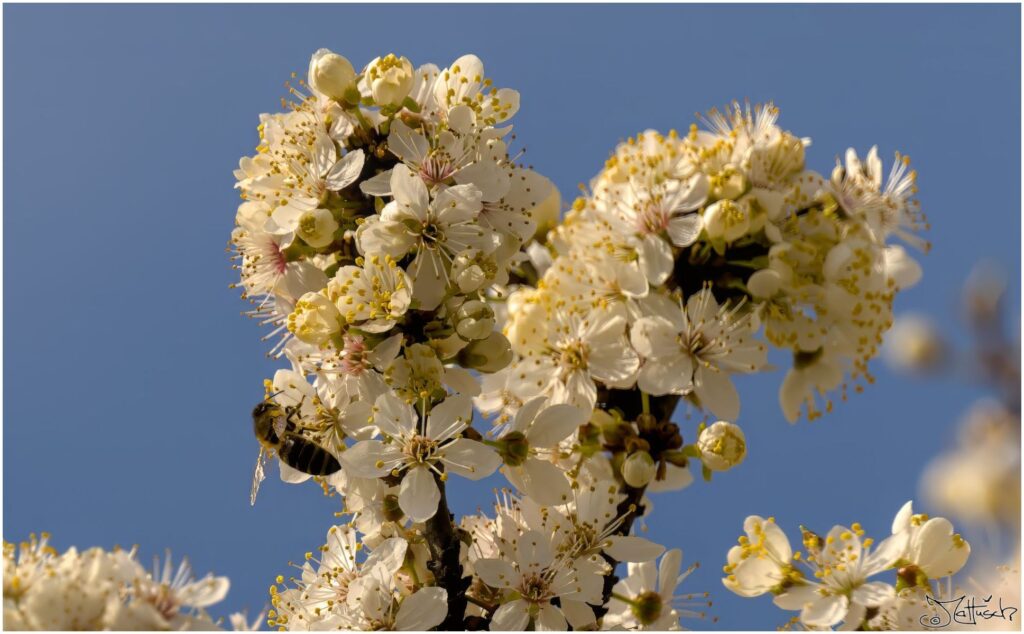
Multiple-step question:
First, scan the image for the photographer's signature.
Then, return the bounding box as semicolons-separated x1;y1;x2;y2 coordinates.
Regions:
921;594;1017;628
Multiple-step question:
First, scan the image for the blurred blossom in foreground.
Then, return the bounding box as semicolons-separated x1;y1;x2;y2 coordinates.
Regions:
3;533;234;630
883;261;1021;630
922;399;1021;528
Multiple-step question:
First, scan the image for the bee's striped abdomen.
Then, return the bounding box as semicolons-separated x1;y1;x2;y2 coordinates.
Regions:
278;435;341;476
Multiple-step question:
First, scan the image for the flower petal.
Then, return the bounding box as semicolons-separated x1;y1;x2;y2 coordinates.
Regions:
667;214;703;248
338;440;395;478
427;394;472;441
390;163;429;220
637;355;693;396
912;518;970;578
535;604;567;631
176;575;230;608
442;439;500;480
604;536;665;562
395;586;447;631
526;404;589;447
658;549;682;598
772;583;819;610
801;594;849;628
513;459;572;506
490;599;530;631
374;393;416;438
399;466;440;522
363;537;408;576
694;364;740;421
517;530;554;574
474;559;518;589
325;150;365;191
851;581;895;608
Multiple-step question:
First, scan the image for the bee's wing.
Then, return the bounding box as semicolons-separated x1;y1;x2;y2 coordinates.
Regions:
250;448;267;506
273;414;289;437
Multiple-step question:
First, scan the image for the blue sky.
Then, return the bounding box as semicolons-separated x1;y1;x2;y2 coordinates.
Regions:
3;4;1019;629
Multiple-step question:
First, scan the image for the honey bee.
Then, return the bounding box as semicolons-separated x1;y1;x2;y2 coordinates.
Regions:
250;397;341;506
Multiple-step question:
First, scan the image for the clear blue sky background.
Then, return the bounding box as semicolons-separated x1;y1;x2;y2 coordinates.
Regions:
4;4;1020;629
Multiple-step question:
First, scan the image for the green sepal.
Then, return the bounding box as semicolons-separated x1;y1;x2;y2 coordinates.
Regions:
401;97;421;113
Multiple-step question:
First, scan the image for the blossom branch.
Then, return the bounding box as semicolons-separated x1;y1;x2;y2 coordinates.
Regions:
423;474;470;631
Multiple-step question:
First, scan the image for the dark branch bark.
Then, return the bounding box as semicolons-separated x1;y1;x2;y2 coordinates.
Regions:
593;392;683;618
423;476;469;631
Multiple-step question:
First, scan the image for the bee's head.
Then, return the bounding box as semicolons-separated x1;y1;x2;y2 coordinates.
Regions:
252;401;275;418
252;401;279;441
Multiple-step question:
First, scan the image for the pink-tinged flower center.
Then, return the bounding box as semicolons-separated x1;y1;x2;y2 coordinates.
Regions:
269;239;288;275
635;199;671;235
341;335;369;375
146;584;181;621
419;154;456;186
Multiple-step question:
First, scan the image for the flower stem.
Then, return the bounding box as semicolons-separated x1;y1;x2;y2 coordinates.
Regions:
610;592;636;605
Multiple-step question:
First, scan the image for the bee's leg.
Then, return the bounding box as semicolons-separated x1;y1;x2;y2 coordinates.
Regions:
285;395;307;427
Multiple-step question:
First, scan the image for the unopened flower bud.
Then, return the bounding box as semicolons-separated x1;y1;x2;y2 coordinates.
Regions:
747;269;782;300
287;291;342;345
455;300;495;341
451;250;492;294
365;54;414;107
697;421;747;472
430;332;469;361
622;450;657;488
309;50;357;101
296;208;339;248
457;332;512;373
704;198;752;243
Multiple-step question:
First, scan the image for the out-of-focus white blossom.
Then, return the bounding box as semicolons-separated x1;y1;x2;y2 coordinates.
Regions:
3;533;229;631
883;314;946;374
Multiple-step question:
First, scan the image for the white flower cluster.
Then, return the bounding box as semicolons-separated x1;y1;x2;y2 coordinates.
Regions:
230;51;934;631
722;502;971;630
499;103;927;423
269;484;708;631
3;533;232;630
268;524;447;631
231;49;557;501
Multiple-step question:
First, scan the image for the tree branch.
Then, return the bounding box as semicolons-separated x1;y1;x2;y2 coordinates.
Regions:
423;475;469;631
594;392;683;618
